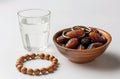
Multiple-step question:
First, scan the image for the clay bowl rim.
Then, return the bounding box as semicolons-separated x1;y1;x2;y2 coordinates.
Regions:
53;27;112;54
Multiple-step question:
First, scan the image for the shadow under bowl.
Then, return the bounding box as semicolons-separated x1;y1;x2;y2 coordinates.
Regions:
53;27;112;63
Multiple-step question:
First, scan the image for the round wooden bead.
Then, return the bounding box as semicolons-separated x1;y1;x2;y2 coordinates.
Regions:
40;68;47;74
52;58;58;62
34;68;40;75
45;54;50;60
49;55;55;61
39;53;45;59
17;56;25;62
52;60;58;64
27;68;33;75
47;65;54;73
51;64;57;69
21;67;27;74
29;53;36;59
16;62;23;67
16;61;23;66
16;65;23;71
24;54;30;60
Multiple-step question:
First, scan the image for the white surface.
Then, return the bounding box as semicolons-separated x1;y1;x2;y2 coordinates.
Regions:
0;0;120;79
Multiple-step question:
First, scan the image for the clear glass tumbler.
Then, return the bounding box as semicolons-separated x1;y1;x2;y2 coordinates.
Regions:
17;9;51;53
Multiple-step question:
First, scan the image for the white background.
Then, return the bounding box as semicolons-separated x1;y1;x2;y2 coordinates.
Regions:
0;0;120;79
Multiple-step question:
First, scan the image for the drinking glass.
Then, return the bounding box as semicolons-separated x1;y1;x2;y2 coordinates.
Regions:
17;9;51;53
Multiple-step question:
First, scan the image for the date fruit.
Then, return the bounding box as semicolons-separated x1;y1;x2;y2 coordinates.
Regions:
81;37;91;46
65;29;85;38
89;32;106;43
99;36;107;44
89;32;101;42
65;38;79;49
57;36;68;44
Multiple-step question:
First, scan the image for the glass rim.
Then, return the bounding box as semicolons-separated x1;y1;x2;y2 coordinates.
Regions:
17;9;51;18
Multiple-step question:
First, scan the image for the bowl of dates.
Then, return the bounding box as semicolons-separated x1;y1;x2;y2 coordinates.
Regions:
53;26;112;63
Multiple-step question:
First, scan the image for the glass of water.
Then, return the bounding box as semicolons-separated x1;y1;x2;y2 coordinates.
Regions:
17;9;51;53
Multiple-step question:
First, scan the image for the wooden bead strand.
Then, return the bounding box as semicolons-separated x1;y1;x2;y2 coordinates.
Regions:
16;53;58;75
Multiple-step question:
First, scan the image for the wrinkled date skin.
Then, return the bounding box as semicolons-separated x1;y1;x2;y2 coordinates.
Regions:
57;36;68;44
89;32;106;43
81;37;91;46
65;29;85;38
89;32;101;42
65;38;79;49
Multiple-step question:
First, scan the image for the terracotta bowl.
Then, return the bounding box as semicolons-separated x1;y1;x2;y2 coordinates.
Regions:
53;27;112;63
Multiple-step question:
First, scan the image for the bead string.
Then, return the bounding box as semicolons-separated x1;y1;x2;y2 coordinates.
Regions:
16;53;58;75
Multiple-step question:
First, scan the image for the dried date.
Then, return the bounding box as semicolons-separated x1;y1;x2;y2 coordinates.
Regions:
89;32;106;43
65;38;79;49
65;29;85;38
57;36;68;44
81;37;91;46
99;36;107;44
89;32;101;42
